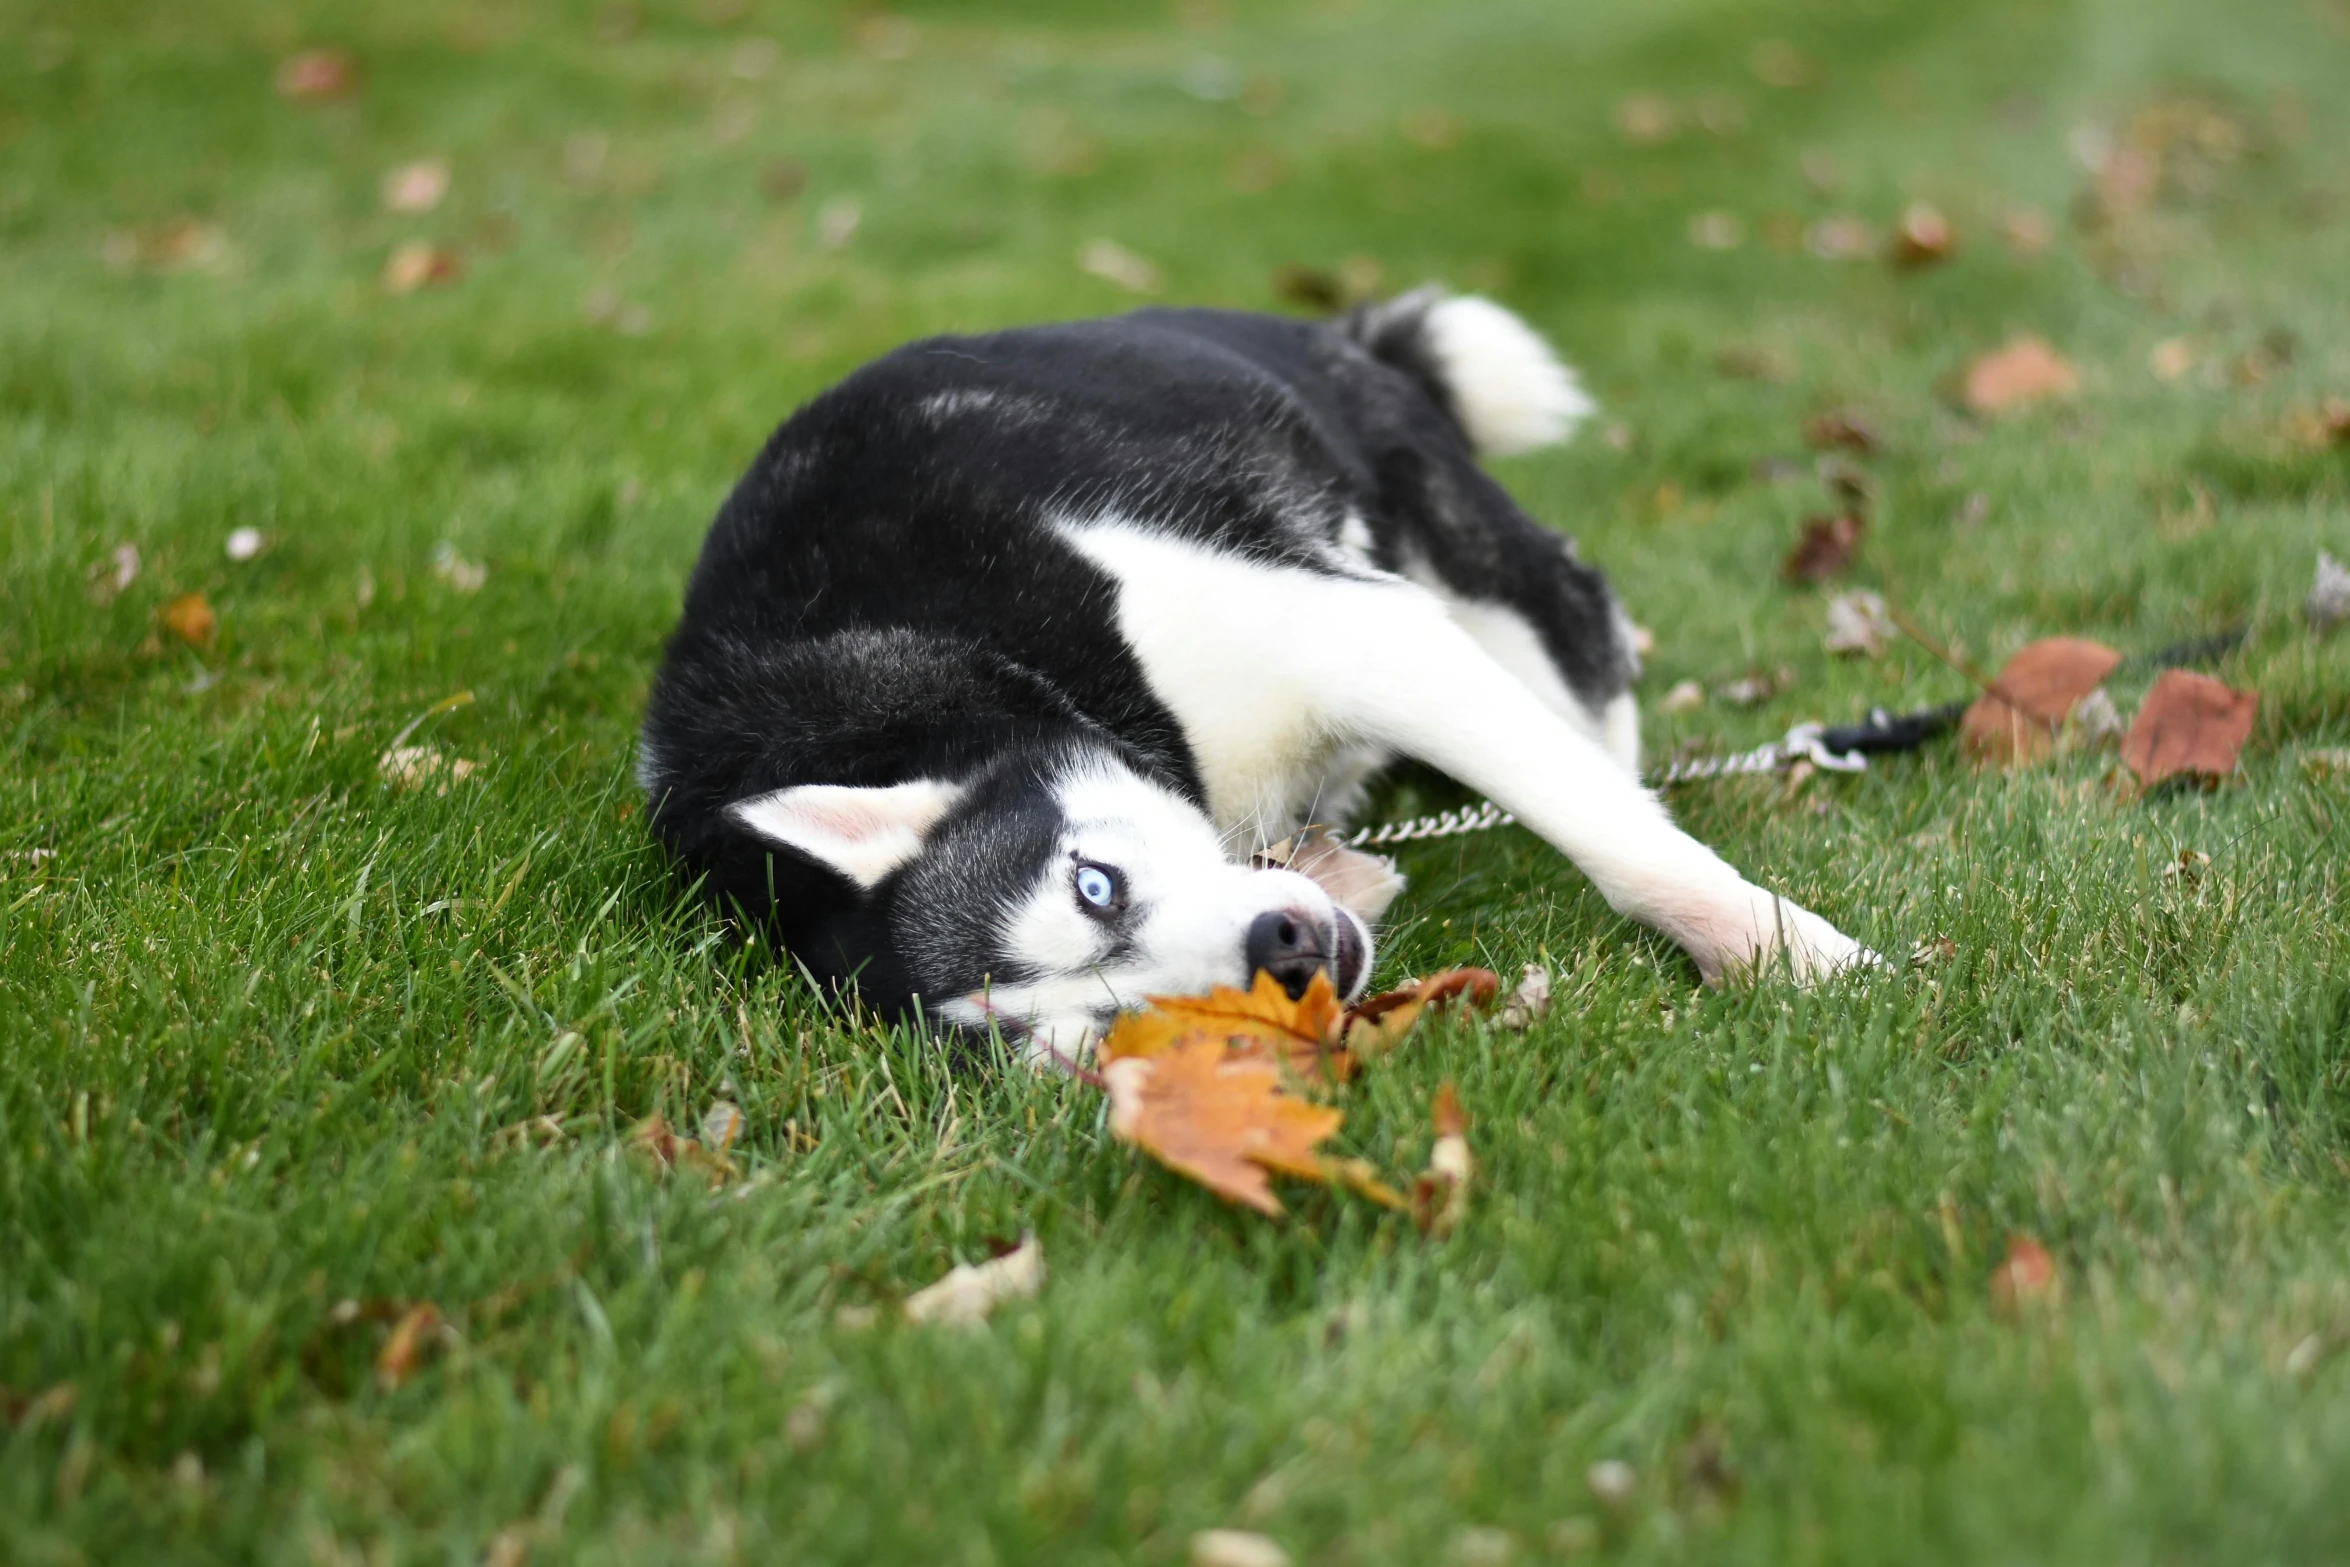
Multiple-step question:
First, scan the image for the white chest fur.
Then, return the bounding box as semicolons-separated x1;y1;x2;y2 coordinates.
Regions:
1058;518;1399;842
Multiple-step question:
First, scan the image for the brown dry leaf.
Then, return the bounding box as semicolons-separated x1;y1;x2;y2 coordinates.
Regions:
1782;513;1866;582
1272;263;1344;313
1714;344;1794;382
1341;968;1500;1058
161;591;216;647
1989;1235;2057;1313
1889;202;1956;267
375;1302;444;1390
1804;408;1881;454
383;241;462;296
276;48;359;102
629;1113;737;1185
1104;1041;1344;1217
1411;1083;1473;1237
903;1233;1044;1326
1105;970;1345;1079
2121;670;2258;785
1958;637;2123;766
1962;336;2079;414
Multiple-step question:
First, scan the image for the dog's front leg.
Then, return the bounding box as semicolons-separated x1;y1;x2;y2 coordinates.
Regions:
1338;602;1877;984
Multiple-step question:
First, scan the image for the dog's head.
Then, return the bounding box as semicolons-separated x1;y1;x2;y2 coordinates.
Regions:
726;750;1400;1066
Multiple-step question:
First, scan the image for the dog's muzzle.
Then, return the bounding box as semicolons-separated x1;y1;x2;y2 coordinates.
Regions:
1245;907;1367;1000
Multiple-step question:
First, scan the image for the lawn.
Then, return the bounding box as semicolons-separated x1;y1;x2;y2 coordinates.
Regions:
5;0;2350;1561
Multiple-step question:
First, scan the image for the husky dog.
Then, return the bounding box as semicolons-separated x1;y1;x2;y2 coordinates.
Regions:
640;291;1873;1065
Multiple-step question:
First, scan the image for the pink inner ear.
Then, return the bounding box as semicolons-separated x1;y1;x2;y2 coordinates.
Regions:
728;779;964;889
1280;833;1406;922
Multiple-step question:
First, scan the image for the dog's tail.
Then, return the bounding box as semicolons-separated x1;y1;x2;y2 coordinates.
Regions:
1340;287;1595;457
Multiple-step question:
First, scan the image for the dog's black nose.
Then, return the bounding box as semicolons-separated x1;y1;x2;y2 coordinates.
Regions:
1245;908;1331;1000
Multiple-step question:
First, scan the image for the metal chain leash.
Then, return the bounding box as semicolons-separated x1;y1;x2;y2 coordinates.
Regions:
1343;723;1868;849
1341;628;2245;850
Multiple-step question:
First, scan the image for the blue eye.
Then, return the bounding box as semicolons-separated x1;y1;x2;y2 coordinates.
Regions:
1074;864;1119;909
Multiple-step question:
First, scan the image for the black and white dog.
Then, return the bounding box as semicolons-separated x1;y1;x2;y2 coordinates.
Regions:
640;291;1873;1064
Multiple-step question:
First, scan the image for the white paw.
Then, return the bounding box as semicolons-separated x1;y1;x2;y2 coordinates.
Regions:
1693;891;1881;987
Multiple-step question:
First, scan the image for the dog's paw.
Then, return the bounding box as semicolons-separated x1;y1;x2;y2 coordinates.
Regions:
1691;891;1881;987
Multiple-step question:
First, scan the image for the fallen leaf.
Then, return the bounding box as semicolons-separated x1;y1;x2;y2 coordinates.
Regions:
1907;936;1957;968
1585;1458;1639;1508
1989;1235;2056;1312
375;1302;443;1390
903;1233;1044;1326
1714;344;1793;382
700;1100;744;1154
2067;687;2127;750
1888;202;1955;267
1412;1083;1473;1236
1659;678;1705;714
276;48;359;102
377;745;480;793
1104;1041;1343;1217
1782;512;1866;582
2309;551;2350;633
1272;263;1344;312
1962;336;2078;414
1190;1529;1291;1567
381;158;450;214
1613;94;1677;145
2149;337;2198;382
4;1382;78;1429
1494;963;1552;1030
1995;204;2053;255
1080;239;1163;295
432;541;487;592
629;1112;736;1184
161;591;216;647
1717;667;1790;707
1322;1157;1410;1210
1103;970;1345;1079
2121;670;2257;785
382;241;461;295
1958;637;2123;766
1805;215;1875;260
1253;827;1405;922
760;158;808;201
1748;39;1816;88
1823;589;1895;657
1688;210;1744;250
1342;968;1500;1057
90;543;140;600
1804;408;1881;454
2301;747;2350;780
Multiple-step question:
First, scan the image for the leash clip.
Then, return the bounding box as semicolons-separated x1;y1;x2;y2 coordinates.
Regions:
1782;721;1870;774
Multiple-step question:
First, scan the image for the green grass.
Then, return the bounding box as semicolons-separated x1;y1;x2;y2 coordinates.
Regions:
5;0;2350;1560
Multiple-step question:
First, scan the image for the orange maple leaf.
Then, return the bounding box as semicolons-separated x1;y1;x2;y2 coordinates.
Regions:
1104;970;1346;1077
1104;1039;1344;1216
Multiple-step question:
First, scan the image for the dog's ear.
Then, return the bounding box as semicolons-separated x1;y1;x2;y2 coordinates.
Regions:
1277;831;1407;923
727;779;964;890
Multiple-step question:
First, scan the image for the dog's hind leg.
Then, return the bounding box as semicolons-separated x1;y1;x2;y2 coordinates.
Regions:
1333;593;1876;985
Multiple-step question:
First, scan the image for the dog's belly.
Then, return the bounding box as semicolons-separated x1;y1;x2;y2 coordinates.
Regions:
1059;518;1401;843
